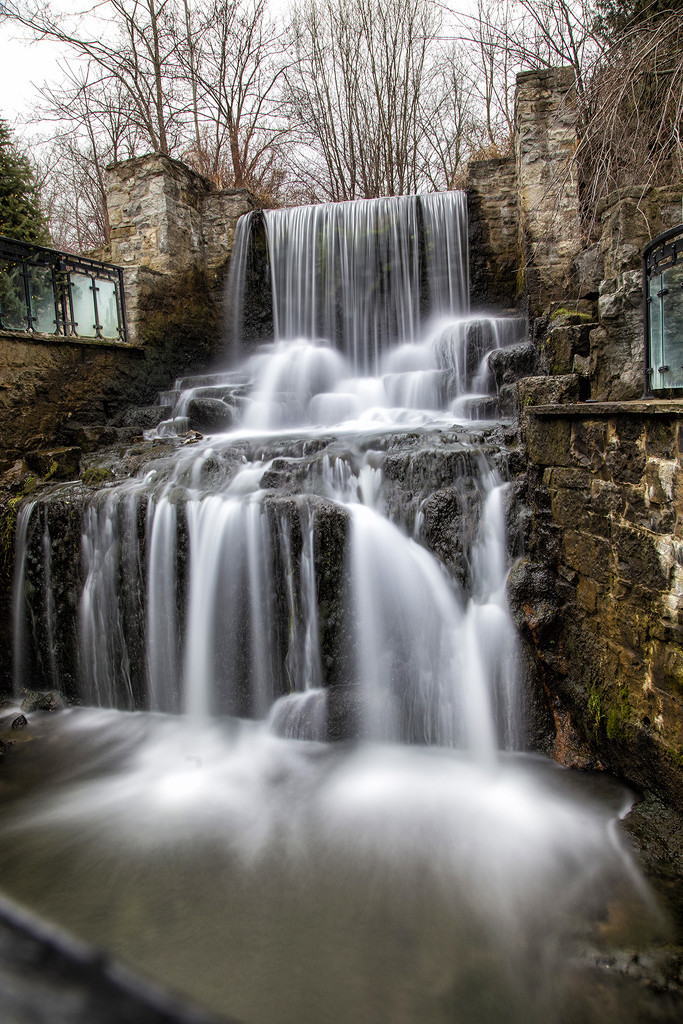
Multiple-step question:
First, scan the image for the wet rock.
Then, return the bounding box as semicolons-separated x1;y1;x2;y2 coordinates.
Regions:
20;690;66;713
325;683;367;741
186;398;235;433
11;715;27;730
120;406;169;430
498;383;518;417
506;558;560;645
312;498;352;689
25;447;82;481
488;341;537;388
420;487;468;585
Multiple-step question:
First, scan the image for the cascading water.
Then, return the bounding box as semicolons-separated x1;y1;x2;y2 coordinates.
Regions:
3;193;675;1024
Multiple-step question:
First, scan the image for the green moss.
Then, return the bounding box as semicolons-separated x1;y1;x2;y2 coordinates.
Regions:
668;747;683;770
82;465;115;486
589;683;632;742
550;308;592;322
588;688;602;735
0;475;37;570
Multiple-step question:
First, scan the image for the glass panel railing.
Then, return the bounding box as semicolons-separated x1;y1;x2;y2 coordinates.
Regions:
644;225;683;393
0;236;128;343
661;262;683;388
0;262;29;330
70;274;97;337
648;271;664;390
29;265;57;334
96;278;119;338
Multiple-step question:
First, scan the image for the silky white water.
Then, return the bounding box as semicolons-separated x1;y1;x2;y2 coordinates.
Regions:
5;191;674;1024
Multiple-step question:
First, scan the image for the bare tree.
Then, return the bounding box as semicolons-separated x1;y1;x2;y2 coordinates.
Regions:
177;0;294;196
420;42;489;190
287;0;450;200
6;0;185;156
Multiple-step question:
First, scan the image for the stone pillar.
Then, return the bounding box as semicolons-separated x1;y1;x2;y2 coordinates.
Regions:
514;68;583;313
466;156;519;310
105;154;255;343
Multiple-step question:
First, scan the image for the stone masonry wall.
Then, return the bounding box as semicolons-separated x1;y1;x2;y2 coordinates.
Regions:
514;68;583;314
466;156;518;310
590;186;683;401
510;399;683;808
0;155;256;470
105;154;255;344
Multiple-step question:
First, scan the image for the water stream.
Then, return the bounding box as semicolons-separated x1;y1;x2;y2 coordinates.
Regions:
2;192;677;1023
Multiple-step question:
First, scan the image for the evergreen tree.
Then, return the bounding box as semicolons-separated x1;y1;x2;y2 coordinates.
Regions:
0;119;49;245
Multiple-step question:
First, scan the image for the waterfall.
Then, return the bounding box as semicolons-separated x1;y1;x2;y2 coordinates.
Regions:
11;190;527;754
263;193;468;370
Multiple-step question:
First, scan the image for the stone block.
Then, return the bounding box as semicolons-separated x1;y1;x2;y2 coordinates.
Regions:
570;419;608;474
604;417;647;484
613;522;669;594
542;323;593;375
517;374;581;409
524;414;572;467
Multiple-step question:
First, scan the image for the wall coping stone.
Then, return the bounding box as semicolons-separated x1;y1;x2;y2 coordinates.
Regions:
0;328;145;353
528;400;683;417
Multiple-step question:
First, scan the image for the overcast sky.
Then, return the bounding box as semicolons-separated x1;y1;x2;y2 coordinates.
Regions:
0;1;469;130
0;6;75;125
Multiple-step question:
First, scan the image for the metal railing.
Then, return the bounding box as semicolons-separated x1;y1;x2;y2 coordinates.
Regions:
0;235;128;343
643;223;683;393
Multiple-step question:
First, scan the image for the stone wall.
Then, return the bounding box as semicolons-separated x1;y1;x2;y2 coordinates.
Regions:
105;154;255;344
590;186;683;401
510;398;683;808
466;156;518;310
514;68;583;314
0;332;145;470
0;156;257;471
